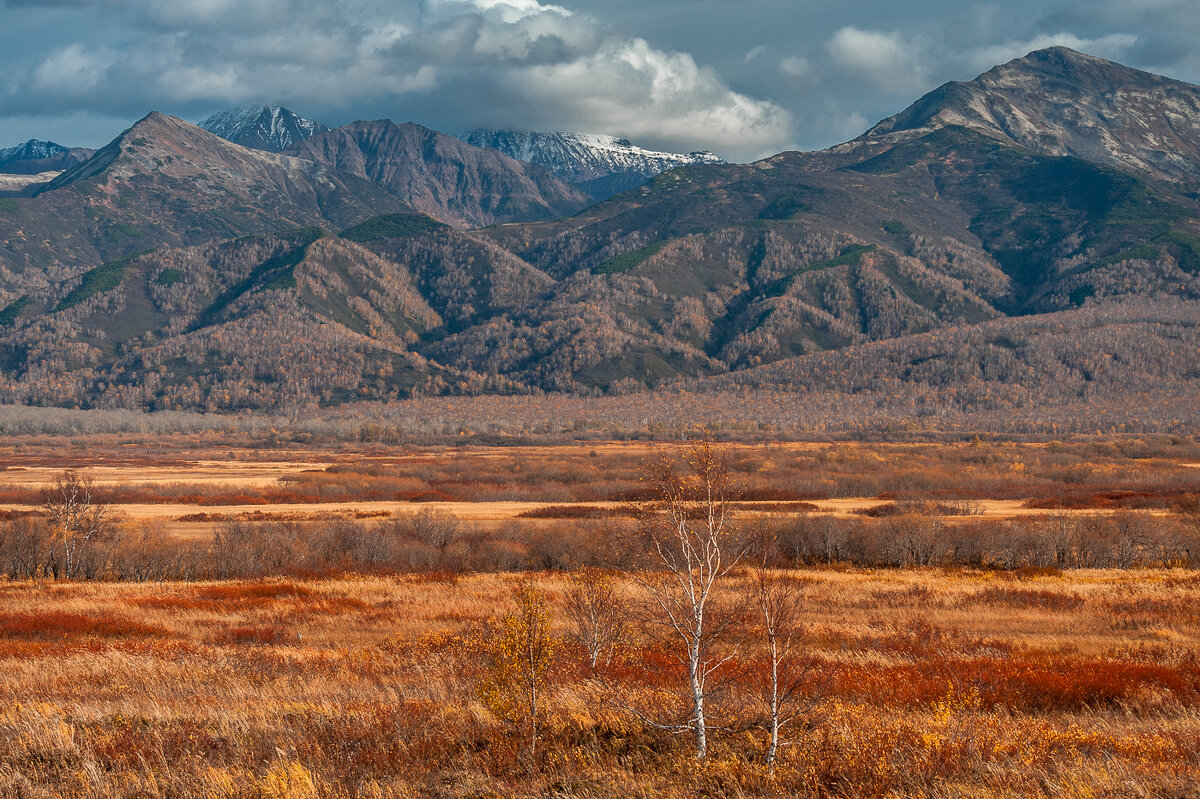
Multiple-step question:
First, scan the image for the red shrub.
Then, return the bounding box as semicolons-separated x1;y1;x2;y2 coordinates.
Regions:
0;610;167;640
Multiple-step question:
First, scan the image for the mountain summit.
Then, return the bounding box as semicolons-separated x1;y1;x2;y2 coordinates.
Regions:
200;105;330;152
860;46;1200;184
0;139;94;175
464;128;724;199
0;111;404;274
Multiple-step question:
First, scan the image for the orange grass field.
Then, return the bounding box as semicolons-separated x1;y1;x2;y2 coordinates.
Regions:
4;433;1200;796
3;434;1200;538
2;569;1200;797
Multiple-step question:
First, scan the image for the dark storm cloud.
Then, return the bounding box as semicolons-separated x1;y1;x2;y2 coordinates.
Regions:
0;0;1197;160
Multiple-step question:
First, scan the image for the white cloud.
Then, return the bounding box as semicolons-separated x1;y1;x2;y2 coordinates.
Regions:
2;0;791;160
516;38;790;157
444;0;573;23
33;44;113;91
833;111;868;140
156;64;245;101
744;45;768;63
825;26;931;94
779;55;810;78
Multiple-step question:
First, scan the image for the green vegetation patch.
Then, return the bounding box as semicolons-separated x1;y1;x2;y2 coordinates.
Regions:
1091;230;1200;274
103;221;144;244
592;241;669;275
1069;285;1096;306
339;214;445;243
154;268;184;286
0;198;18;214
260;267;297;291
1102;188;1187;228
201;208;248;238
250;242;312;294
882;219;910;237
1096;244;1162;269
193;240;316;331
0;296;29;327
757;185;828;221
1162;230;1200;274
852;126;1002;176
281;226;328;245
765;245;876;298
1008;159;1137;219
55;251;151;312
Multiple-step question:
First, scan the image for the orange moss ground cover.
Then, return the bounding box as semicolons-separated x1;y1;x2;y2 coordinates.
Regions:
2;568;1199;797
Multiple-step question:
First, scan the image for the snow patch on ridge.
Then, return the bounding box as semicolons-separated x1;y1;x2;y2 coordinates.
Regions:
463;128;724;184
200;105;330;152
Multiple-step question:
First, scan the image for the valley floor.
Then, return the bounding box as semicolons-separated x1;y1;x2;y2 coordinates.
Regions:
2;434;1199;539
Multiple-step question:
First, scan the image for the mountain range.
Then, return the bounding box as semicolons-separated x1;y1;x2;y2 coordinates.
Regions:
0;46;1198;416
192;107;726;202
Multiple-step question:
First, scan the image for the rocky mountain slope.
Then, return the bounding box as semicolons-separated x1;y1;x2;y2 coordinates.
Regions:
200;105;330;152
463;128;723;199
287;121;592;228
0;112;407;288
858;47;1200;187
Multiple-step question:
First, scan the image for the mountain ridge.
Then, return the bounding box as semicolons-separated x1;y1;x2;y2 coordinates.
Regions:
0;139;94;176
855;46;1200;186
463;128;724;199
200;105;331;152
0;111;409;284
286;120;593;228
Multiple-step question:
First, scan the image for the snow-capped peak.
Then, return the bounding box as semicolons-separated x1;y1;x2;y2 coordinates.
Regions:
200;105;330;152
463;128;724;185
0;139;70;165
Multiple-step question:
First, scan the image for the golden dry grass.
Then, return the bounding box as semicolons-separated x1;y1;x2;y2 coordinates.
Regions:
2;568;1200;797
0;461;335;489
6;434;1198;539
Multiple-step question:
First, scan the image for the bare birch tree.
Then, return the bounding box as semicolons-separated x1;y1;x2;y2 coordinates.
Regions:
40;470;110;580
564;567;625;668
630;435;745;760
752;568;825;772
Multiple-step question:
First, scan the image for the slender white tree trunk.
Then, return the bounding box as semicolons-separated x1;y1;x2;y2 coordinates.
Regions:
767;633;780;770
690;636;707;759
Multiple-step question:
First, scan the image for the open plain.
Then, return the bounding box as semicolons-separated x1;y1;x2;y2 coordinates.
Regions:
2;429;1200;797
2;434;1199;538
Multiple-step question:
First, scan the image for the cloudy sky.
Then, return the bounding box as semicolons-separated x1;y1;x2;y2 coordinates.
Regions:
1;0;1199;162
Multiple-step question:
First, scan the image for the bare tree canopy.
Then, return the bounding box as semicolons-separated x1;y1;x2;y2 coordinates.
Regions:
39;470;111;580
628;434;747;759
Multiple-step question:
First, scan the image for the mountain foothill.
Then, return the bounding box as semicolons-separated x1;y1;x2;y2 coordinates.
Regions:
0;46;1198;417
